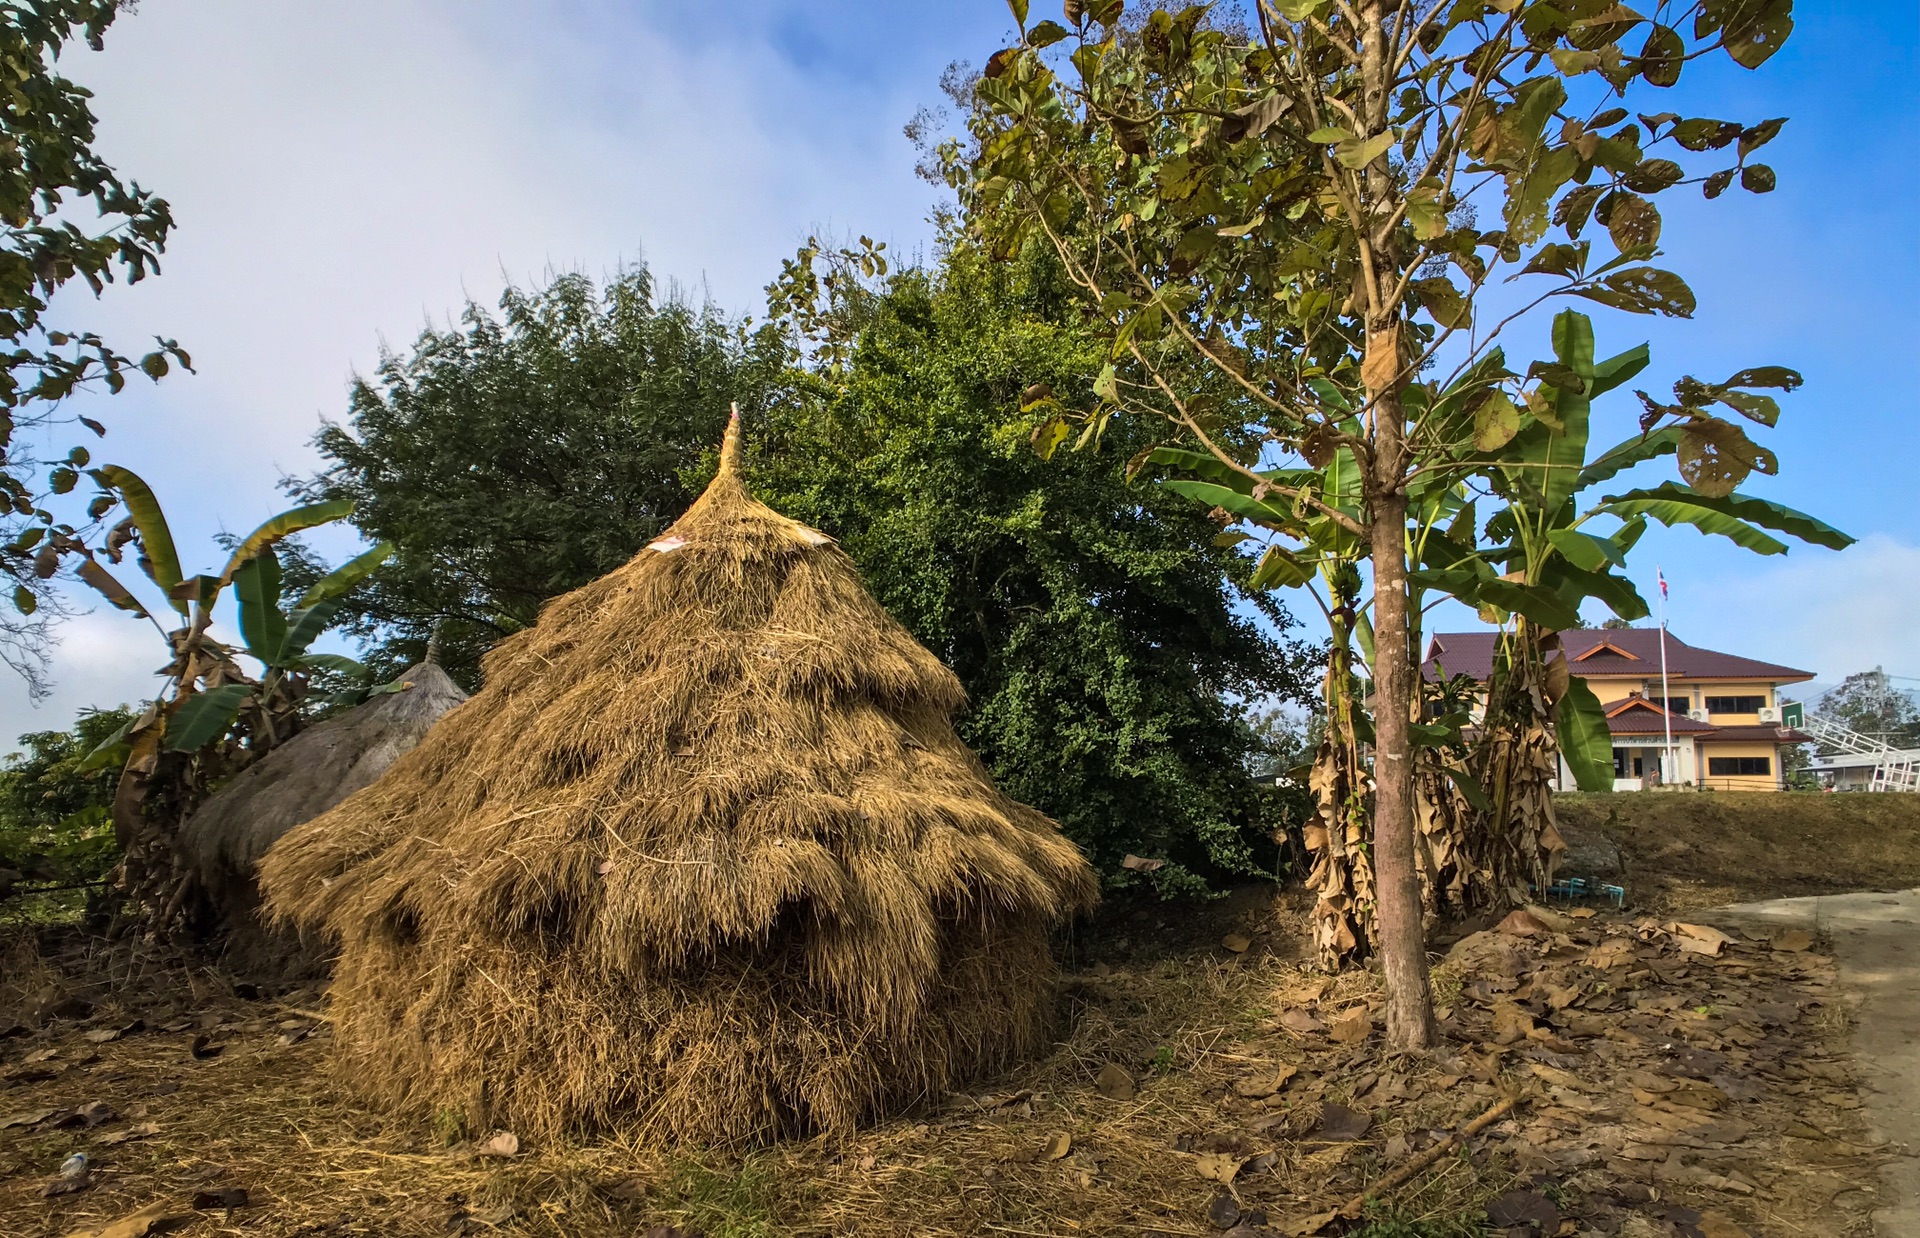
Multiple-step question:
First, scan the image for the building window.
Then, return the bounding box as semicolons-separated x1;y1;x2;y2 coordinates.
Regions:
1708;756;1772;777
1650;696;1690;714
1704;695;1767;714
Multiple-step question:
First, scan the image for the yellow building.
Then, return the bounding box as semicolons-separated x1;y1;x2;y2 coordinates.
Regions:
1423;629;1815;792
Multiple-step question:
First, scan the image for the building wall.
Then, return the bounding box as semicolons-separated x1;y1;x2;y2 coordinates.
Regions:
1697;740;1784;792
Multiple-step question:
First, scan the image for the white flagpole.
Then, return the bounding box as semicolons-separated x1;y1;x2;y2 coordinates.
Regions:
1658;566;1673;786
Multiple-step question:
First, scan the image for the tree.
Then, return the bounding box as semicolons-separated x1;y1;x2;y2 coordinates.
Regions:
0;1;190;694
0;704;134;904
760;237;1319;889
297;266;786;688
961;0;1811;1047
1815;670;1920;751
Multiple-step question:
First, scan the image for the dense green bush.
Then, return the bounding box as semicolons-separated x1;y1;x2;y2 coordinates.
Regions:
754;242;1320;890
0;706;134;903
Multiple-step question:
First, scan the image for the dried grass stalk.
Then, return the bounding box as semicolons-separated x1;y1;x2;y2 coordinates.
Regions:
259;414;1097;1146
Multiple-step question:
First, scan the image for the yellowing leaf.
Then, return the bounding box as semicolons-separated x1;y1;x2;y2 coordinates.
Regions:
1043;1131;1072;1160
1473;391;1521;450
1335;131;1394;169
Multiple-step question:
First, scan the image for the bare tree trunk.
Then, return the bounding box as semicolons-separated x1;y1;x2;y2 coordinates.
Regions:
1366;479;1437;1050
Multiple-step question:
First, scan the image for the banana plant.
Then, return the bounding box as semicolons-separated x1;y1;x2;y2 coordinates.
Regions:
59;466;389;939
1407;310;1853;789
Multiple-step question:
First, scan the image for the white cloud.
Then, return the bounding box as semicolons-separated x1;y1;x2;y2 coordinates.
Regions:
1667;535;1920;686
1;1;966;741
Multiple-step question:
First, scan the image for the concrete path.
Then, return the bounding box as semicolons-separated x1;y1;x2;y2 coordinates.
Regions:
1715;888;1920;1237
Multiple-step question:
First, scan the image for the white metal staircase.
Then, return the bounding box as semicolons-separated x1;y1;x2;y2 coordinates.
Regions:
1801;713;1920;792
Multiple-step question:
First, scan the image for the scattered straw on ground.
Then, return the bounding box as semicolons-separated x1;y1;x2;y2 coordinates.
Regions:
0;891;1891;1237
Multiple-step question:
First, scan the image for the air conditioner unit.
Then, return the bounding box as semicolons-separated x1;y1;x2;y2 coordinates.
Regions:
1757;706;1780;723
1687;709;1709;722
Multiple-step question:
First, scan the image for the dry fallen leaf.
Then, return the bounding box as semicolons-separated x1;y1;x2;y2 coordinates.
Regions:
1231;1063;1298;1099
1;1107;57;1130
1283;1209;1338;1235
1278;1008;1324;1035
1221;932;1252;954
60;1201;185;1238
1567;907;1597;919
1773;928;1814;953
1094;1062;1135;1101
1043;1131;1072;1161
1584;939;1637;970
476;1130;520;1157
1497;909;1549;937
1310;1103;1371;1141
1328;1007;1371;1045
1120;854;1166;873
1671;922;1735;956
1700;1214;1752;1238
93;1122;160;1146
1193;1151;1245;1184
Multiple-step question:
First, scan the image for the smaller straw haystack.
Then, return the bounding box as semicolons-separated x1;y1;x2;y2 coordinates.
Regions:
180;662;469;901
259;413;1097;1146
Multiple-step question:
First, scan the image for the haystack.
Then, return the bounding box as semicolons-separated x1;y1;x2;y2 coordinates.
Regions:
258;413;1098;1146
180;661;469;897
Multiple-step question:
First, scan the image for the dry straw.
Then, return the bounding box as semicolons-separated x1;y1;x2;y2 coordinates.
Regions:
259;411;1097;1146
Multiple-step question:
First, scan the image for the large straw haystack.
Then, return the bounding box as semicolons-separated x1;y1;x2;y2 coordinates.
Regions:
259;413;1098;1146
180;661;469;897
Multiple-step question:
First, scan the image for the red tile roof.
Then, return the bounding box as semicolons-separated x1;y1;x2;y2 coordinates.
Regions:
1424;629;1812;684
1604;696;1714;735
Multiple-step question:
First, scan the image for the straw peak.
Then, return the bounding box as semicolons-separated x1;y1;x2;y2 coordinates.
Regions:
718;402;743;476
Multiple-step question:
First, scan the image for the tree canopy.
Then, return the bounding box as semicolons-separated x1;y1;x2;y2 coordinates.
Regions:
0;0;189;695
758;238;1319;889
298;267;785;687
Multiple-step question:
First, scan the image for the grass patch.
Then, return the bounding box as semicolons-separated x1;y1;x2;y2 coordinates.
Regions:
655;1155;785;1238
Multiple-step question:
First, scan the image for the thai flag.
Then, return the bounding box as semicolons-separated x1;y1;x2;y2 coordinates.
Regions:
1657;568;1668;600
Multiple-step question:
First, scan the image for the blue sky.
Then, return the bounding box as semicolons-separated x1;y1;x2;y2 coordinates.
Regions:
4;1;1914;739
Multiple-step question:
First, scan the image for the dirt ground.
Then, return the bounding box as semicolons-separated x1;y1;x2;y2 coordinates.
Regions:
0;886;1894;1238
1557;793;1920;911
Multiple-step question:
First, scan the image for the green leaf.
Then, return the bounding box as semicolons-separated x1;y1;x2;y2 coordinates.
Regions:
1274;0;1326;18
220;499;354;585
1027;19;1070;46
1006;0;1029;27
293;542;393;608
287;652;368;679
1251;544;1314;589
1160;479;1293;530
1575;426;1683;491
12;585;35;615
162;683;253;753
1740;163;1776;193
1547;528;1627;570
1475;578;1583;630
91;465;184;612
1443;766;1493;813
1587;342;1652;398
1306;126;1353;144
1601;483;1854;553
1556;676;1615;792
232;550;288;663
280;600;343;662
